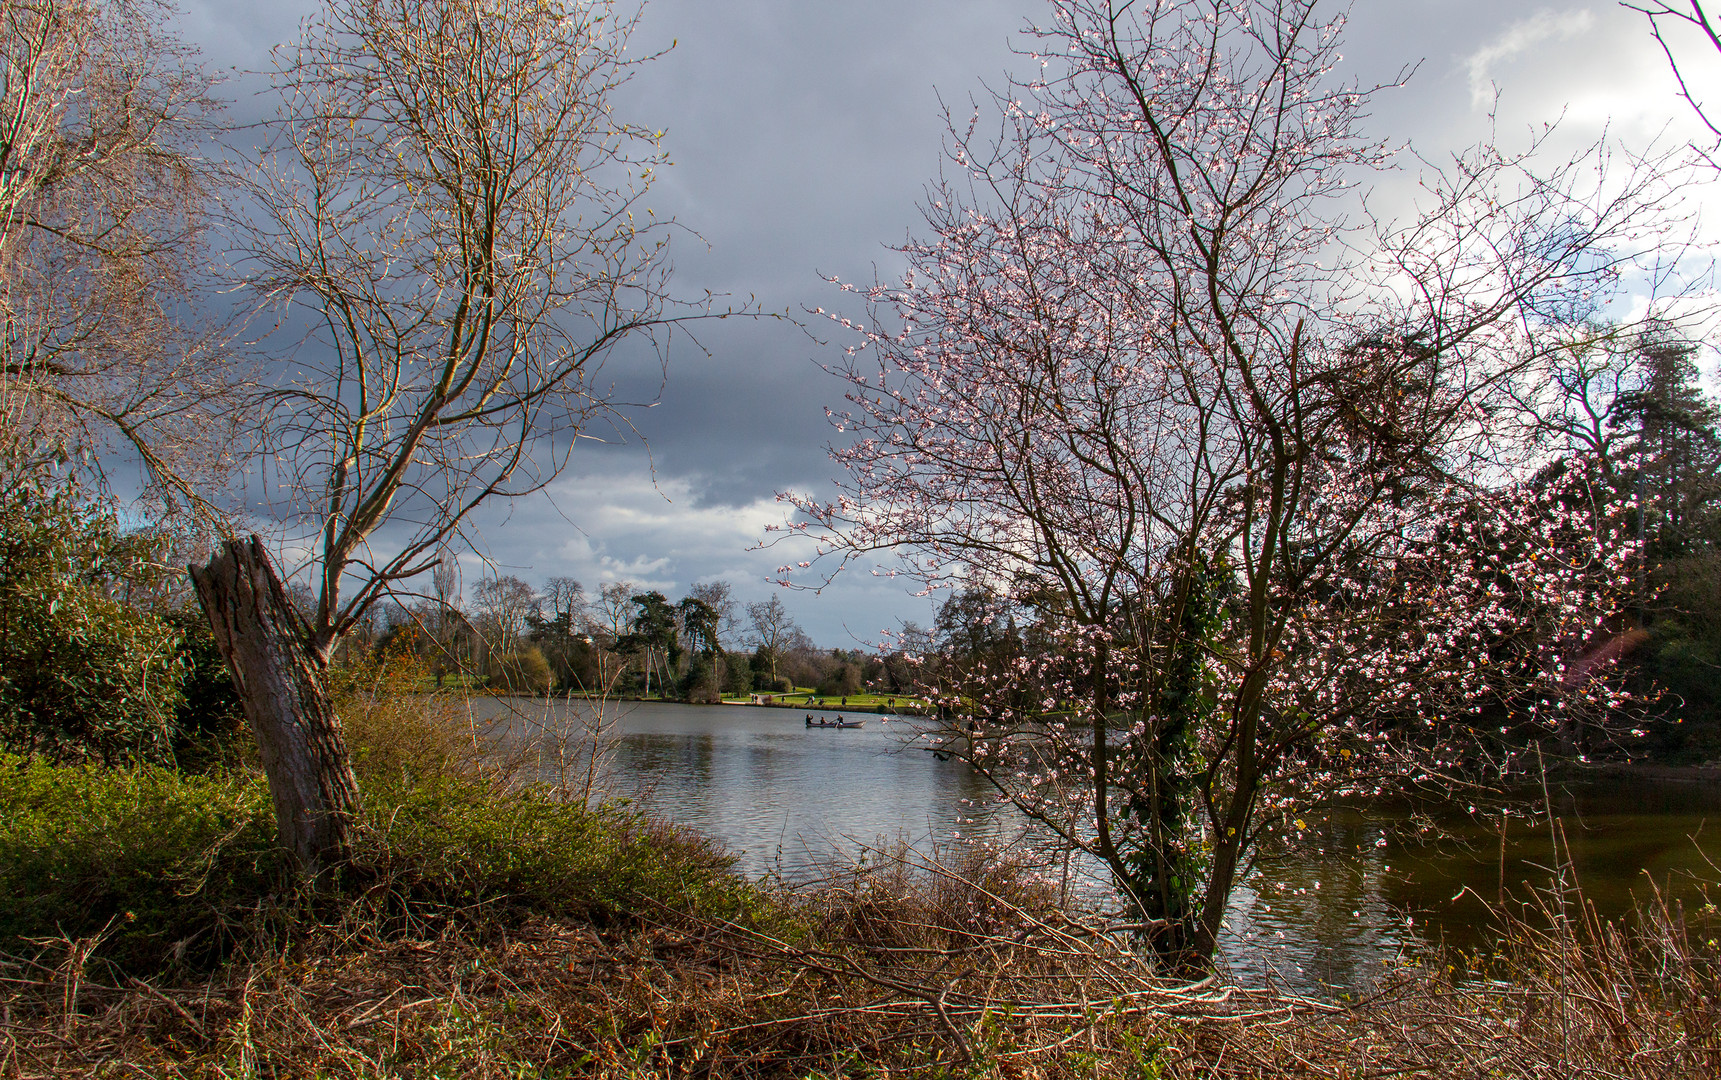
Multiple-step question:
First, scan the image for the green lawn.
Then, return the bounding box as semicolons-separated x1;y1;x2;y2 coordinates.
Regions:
407;676;931;712
412;672;485;693
722;689;930;712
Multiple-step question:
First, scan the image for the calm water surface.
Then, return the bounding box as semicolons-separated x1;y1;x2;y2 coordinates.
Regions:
474;698;1721;991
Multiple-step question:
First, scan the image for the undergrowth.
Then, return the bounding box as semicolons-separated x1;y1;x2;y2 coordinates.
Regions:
2;675;1718;1077
2;828;1717;1078
0;755;756;979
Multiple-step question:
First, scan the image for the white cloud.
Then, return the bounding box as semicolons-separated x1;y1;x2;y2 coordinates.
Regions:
441;460;939;645
1467;8;1596;110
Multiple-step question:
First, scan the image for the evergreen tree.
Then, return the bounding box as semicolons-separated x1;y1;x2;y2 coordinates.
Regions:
1612;325;1721;761
1615;326;1721;557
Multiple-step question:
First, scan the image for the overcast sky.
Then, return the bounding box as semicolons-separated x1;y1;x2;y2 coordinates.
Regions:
173;1;1714;646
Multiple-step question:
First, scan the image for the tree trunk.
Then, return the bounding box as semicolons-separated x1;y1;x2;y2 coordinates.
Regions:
189;535;362;876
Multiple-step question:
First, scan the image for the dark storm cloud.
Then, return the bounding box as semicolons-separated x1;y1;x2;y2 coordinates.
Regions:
172;1;1700;644
597;0;1043;511
576;0;1699;518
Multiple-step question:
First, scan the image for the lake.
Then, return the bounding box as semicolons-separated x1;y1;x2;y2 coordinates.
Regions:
471;697;1721;992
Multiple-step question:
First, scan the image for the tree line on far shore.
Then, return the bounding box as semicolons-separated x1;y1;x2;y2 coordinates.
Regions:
348;574;896;704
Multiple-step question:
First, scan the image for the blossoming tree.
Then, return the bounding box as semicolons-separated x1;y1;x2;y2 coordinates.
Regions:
781;0;1676;967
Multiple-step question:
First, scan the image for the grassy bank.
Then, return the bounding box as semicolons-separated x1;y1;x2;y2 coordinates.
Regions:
0;755;758;976
3;753;1719;1077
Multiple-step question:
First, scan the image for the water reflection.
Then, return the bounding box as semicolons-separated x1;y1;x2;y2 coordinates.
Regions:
1375;781;1721;956
480;699;1008;871
1221;858;1414;989
474;698;1719;991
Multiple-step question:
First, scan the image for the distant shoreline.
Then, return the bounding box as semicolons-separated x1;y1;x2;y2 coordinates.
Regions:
1556;759;1721;783
447;690;933;717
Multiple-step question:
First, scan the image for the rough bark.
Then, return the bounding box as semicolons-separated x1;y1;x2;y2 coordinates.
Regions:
189;535;361;875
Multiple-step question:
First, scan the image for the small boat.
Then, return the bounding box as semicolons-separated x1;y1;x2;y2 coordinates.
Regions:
805;715;865;729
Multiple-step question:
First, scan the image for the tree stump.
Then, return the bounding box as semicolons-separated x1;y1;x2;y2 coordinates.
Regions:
189;536;361;875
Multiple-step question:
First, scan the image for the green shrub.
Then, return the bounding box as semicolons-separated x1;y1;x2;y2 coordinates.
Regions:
0;755;759;976
724;653;753;696
679;653;725;702
358;774;749;928
816;663;861;698
0;754;285;973
162;605;248;769
0;480;188;765
492;645;554;695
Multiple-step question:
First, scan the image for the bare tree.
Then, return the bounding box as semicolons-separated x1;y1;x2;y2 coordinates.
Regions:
744;594;802;686
0;0;234;507
543;576;587;626
686;579;737;649
588;580;636;691
430;553;460;614
192;0;721;872
471;575;539;657
424;550;465;679
590;580;636;641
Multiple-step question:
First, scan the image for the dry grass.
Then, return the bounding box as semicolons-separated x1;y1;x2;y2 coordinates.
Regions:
5;687;1716;1077
335;648;641;809
333;653;498;786
5;841;1717;1079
